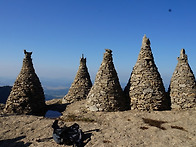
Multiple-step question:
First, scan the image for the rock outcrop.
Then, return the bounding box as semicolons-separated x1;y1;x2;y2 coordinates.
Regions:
169;49;196;109
86;49;130;112
124;35;168;111
4;50;46;115
62;55;92;103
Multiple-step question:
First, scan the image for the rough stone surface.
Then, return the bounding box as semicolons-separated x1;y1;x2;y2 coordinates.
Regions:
4;50;46;115
86;49;130;112
169;49;196;110
62;55;92;103
125;35;168;111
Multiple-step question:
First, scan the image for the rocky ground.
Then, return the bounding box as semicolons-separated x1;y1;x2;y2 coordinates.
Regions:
0;99;196;147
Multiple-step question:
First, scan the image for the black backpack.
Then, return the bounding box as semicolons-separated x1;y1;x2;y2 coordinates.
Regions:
52;120;83;147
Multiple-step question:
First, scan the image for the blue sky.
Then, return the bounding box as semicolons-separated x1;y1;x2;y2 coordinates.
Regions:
0;0;195;89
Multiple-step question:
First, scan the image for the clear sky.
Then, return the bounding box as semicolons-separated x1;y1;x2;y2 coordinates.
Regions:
0;0;195;89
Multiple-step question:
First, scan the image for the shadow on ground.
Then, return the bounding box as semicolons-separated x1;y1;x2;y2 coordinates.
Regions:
0;136;31;147
47;103;69;112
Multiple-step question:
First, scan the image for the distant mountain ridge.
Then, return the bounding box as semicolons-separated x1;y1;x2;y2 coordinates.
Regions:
0;86;12;104
0;85;69;102
0;86;69;104
0;76;71;102
44;88;69;100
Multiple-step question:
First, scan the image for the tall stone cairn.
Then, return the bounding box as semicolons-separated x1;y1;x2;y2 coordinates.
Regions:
86;49;130;112
169;49;196;109
4;50;46;115
62;55;92;103
124;35;168;111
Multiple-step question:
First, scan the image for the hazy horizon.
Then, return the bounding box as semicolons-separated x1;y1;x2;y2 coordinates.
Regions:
0;0;195;90
0;73;173;91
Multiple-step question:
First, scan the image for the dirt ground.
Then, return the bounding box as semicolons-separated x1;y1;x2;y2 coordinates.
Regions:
0;100;196;147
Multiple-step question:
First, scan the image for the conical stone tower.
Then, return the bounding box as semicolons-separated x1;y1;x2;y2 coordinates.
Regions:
124;35;168;111
169;49;196;109
86;49;130;112
4;50;46;115
62;55;92;103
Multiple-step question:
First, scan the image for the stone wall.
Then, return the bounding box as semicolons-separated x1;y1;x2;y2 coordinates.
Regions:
4;50;46;115
62;55;92;103
124;35;169;111
86;49;130;112
169;49;196;109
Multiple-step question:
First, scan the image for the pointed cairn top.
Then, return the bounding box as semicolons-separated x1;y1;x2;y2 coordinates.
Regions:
22;50;34;72
103;49;113;62
24;50;32;58
178;48;188;62
80;54;86;65
142;34;151;46
138;35;153;61
105;49;112;53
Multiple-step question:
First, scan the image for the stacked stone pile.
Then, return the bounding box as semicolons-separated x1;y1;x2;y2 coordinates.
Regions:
62;55;92;103
124;35;168;111
169;49;196;109
86;49;130;112
4;50;46;115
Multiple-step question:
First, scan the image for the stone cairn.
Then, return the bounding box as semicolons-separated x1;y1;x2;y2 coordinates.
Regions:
62;55;92;103
4;50;46;115
86;49;130;112
124;35;169;111
169;49;196;109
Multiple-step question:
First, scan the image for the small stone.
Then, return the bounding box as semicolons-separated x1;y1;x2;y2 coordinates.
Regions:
143;88;153;95
88;105;99;112
179;84;186;88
